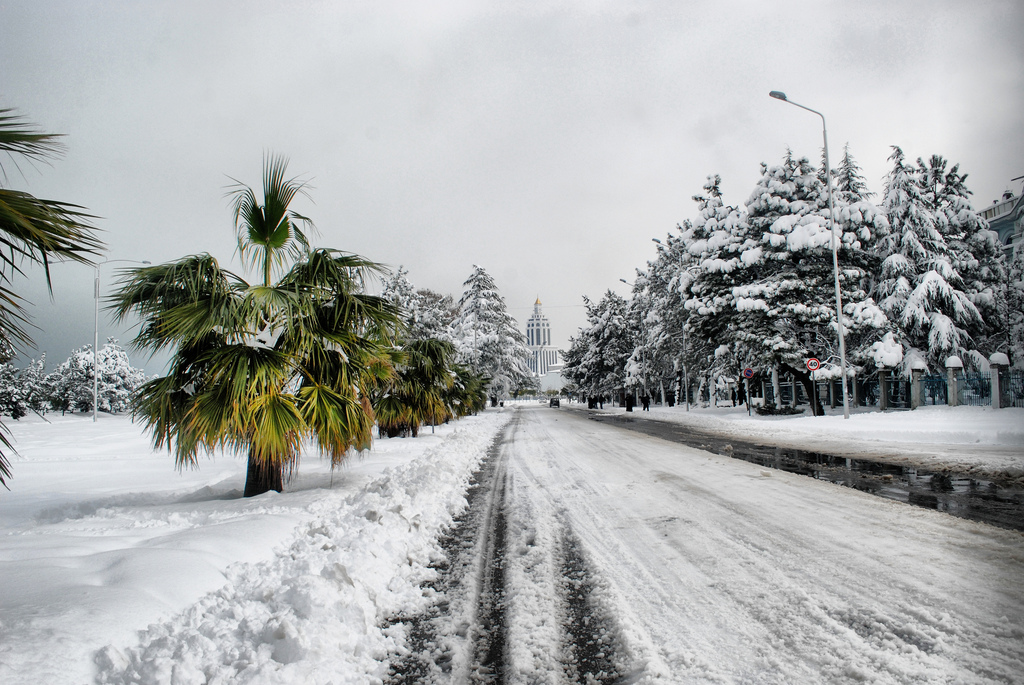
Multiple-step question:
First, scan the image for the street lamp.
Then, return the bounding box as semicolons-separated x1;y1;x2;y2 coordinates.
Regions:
769;90;851;419
93;258;150;421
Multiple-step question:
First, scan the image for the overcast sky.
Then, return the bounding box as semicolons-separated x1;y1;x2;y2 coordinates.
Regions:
2;0;1022;373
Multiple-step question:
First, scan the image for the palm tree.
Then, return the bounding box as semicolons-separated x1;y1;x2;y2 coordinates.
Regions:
374;338;458;438
111;155;399;497
446;362;489;417
0;107;103;486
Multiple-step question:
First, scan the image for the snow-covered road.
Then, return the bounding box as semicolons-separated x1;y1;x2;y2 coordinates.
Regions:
3;406;1022;683
489;405;1024;683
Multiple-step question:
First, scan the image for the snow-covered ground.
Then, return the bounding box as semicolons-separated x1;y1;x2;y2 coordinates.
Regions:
576;402;1024;480
0;410;512;684
1;403;1021;683
501;406;1024;683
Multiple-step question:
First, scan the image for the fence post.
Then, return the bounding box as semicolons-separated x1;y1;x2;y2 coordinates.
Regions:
946;356;962;407
910;361;926;409
990;352;1010;410
879;368;889;411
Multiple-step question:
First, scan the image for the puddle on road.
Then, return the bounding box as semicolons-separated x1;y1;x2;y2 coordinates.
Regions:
588;413;1024;533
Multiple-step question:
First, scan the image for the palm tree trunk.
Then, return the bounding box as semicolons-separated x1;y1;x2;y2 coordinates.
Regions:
243;447;283;497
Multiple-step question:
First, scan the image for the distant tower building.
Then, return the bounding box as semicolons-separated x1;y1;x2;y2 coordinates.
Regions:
526;298;561;380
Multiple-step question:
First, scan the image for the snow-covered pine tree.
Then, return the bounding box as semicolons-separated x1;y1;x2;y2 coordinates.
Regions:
640;226;696;402
834;144;872;204
729;152;888;414
561;290;633;399
46;346;93;412
1007;245;1024;368
453;266;531;398
917;155;1006;355
0;362;26;418
381;267;458;342
381;266;417;326
682;174;751;382
46;339;146;414
879;147;982;369
19;355;50;413
410;289;458;342
96;339;147;412
0;356;51;418
623;271;656;396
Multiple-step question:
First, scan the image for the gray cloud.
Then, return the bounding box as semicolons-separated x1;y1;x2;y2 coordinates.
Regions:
2;0;1021;372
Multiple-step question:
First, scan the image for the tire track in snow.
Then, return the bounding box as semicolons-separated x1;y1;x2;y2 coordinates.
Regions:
386;410;632;684
558;528;626;684
385;420;512;684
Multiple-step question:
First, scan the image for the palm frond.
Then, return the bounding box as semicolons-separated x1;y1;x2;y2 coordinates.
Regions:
245;389;304;467
227;153;316;285
0;107;104;485
298;382;374;465
0;108;66;178
109;255;246;351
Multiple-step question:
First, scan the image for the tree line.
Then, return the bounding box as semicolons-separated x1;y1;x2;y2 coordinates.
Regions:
109;156;534;497
0;105;533;495
0;340;146;419
562;147;1022;415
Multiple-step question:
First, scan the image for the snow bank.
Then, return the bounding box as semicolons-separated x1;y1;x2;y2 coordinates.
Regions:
95;410;511;685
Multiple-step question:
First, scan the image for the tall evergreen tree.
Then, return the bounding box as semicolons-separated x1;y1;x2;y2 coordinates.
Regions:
561;291;633;399
453;265;531;398
682;174;752;382
638;225;696;400
1007;245;1024;368
917;155;1006;354
726;152;887;413
623;271;656;394
834;144;872;203
879;147;981;368
382;266;458;343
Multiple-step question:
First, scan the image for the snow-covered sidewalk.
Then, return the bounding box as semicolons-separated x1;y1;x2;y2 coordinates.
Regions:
0;410;512;684
576;403;1024;479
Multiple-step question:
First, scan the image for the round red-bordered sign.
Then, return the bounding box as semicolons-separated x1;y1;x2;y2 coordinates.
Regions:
742;367;754;379
806;358;821;371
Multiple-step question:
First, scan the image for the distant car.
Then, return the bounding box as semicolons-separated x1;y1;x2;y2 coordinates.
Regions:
549;398;560;407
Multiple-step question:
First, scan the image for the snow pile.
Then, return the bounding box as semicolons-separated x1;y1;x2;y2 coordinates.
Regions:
96;410;510;685
869;331;904;368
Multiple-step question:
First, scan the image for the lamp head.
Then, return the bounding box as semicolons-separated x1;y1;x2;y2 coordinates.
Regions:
769;90;788;101
619;278;630;285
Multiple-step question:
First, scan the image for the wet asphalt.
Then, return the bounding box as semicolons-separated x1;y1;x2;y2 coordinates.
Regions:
583;409;1024;533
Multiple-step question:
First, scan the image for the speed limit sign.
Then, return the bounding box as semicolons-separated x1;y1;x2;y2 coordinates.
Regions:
806;358;821;371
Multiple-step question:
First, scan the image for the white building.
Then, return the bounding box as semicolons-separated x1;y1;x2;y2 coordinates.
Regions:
525;298;563;390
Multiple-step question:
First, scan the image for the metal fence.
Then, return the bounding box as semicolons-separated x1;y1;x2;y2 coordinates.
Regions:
921;374;947;405
958;372;991;407
747;368;1020;410
884;377;911;409
1001;369;1024;408
859;377;879;406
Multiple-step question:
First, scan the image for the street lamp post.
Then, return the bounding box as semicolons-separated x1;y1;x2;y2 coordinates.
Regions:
93;258;149;422
769;90;851;419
